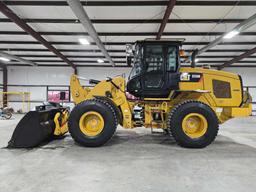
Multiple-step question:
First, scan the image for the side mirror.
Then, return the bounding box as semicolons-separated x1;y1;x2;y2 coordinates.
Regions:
126;44;134;56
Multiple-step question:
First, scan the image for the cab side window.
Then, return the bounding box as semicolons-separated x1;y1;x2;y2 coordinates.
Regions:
167;47;177;72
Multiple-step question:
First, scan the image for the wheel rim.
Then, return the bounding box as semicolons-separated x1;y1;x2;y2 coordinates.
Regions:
182;113;208;139
79;111;104;137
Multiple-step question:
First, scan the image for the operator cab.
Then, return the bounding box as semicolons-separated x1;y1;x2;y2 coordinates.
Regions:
127;39;182;98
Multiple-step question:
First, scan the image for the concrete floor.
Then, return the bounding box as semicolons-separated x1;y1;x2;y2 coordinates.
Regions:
0;115;256;192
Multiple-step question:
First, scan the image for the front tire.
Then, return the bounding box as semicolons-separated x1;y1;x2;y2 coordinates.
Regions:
68;99;118;147
168;100;219;148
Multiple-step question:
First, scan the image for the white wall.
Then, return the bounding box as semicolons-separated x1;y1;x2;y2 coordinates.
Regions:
78;67;131;80
6;66;132;111
7;66;73;111
8;66;131;85
8;66;74;85
224;67;256;86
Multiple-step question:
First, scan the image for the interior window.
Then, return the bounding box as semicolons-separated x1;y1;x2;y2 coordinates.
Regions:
167;47;177;72
145;45;164;73
144;45;164;89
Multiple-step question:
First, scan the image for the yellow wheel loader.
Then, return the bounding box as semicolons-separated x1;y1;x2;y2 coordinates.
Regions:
68;39;252;148
8;39;252;148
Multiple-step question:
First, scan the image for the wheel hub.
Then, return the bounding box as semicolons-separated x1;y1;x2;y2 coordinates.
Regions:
79;111;104;137
182;113;208;139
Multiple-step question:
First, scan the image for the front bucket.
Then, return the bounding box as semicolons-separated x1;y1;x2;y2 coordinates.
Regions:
7;109;60;148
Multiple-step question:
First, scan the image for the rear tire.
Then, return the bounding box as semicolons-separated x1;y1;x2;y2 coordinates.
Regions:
168;100;219;148
68;99;117;147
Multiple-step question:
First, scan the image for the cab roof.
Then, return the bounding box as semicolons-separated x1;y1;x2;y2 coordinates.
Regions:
136;38;185;46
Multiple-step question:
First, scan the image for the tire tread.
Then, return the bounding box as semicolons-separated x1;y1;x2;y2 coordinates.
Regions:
167;100;219;148
68;98;118;147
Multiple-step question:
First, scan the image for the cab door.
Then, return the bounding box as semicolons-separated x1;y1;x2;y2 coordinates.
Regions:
165;45;180;92
142;44;165;96
142;44;179;98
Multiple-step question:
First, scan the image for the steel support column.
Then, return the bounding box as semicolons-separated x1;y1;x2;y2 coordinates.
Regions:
0;63;7;107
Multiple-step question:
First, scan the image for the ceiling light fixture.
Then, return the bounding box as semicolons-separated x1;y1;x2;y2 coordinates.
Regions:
78;38;90;45
0;57;10;62
223;30;240;39
97;59;104;63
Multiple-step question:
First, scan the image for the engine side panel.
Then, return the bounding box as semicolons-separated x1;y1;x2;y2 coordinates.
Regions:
179;67;243;107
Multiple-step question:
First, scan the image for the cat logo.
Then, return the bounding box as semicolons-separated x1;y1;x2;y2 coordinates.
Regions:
180;73;191;81
180;73;202;82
